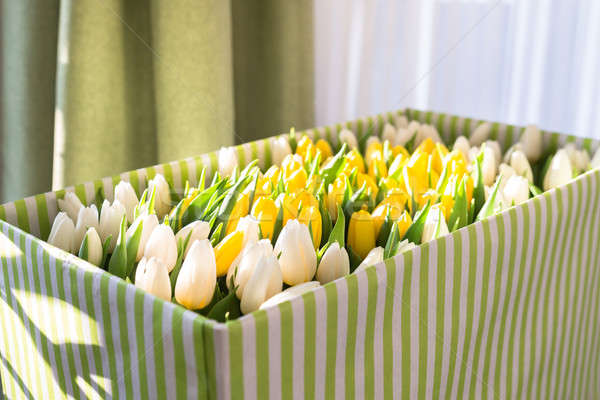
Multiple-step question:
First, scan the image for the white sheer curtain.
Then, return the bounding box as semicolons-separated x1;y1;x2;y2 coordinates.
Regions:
314;0;600;138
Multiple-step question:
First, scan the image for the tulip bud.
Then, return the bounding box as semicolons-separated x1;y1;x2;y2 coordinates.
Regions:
503;175;530;206
240;253;283;314
339;128;358;150
481;144;497;186
48;212;76;253
126;213;159;262
543;149;573;191
251;197;279;240
214;230;244;277
316;242;350;284
235;215;260;247
397;239;416;254
564;143;590;172
135;257;171;302
483;141;501;168
259;281;320;310
381;123;396;144
355;246;384;272
470;122;491;146
175;239;217;309
519;125;543;162
452;136;470;159
175;221;210;257
417;124;442;145
58;192;84;222
591;147;600;170
396;128;413;147
348;210;376;259
509;149;534;183
297;206;322;249
218;146;239;176
147;174;171;218
98;200;126;252
274;219;317;285
467;146;480;163
144;224;178;272
114;181;138;223
422;205;449;243
315;139;333;159
497;163;516;193
272;136;292;166
73;205;99;252
231;239;274;297
80;227;103;266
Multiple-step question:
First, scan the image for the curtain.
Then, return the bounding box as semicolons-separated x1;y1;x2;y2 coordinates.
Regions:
0;0;314;204
315;0;600;140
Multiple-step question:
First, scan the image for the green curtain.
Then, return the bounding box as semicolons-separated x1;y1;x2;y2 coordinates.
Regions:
0;0;314;204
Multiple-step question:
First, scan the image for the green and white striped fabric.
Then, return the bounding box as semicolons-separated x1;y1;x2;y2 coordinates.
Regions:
1;109;599;399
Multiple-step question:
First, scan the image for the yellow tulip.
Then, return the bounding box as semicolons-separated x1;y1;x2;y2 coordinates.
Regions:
368;153;388;180
365;140;383;165
315;139;333;160
372;202;404;238
391;145;410;159
214;230;244;276
282;154;304;177
380;188;409;210
251;196;279;240
327;176;347;220
264;165;280;186
396;210;412;238
356;173;378;199
226;192;250;235
275;193;297;226
348;210;376;259
403;151;429;197
296;136;317;160
431;143;449;174
379;177;399;195
440;194;454;221
343;149;365;174
388;154;407;177
292;190;320;211
415;137;436;155
284;167;308;193
298;206;322;249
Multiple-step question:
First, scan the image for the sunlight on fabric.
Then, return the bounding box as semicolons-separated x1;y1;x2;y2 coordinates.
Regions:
0;232;23;258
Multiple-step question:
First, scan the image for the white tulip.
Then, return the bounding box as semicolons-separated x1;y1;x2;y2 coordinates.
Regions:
452;136;470;158
543;149;573;191
519;125;543;162
502;175;530;206
233;239;274;298
73;205;99;252
175;221;211;257
395;128;413;147
564;143;590;172
114;181;138;223
98;200;126;252
497;163;517;193
468;146;480;163
47;212;76;253
417;124;442;144
394;115;409;129
174;239;217;309
135;257;171;302
502;142;524;164
397;239;416;254
143;224;177;272
316;243;350;284
509;149;534;183
81;227;103;266
218;146;238;177
470;122;491;146
355;246;384;272
126;213;159;261
274;219;317;285
481;145;498;186
422;206;449;243
235;215;260;247
381;123;396;144
407;120;421;136
57;192;84;222
484;184;508;210
339;129;358;150
483;141;501;168
272;136;292;166
591;147;600;170
147;174;171;218
240;253;283;314
259;282;320;310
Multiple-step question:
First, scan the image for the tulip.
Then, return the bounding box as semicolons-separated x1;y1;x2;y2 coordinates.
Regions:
135;257;171;302
421;205;449;243
564;143;590;172
232;239;275;297
371;202;403;238
259;282;320;310
543;149;573;191
225;192;250;235
296;136;317;161
251;197;279;240
467;146;480;163
509;149;534;183
339;128;358;149
175;220;211;257
98;199;126;252
315;139;333;160
368;154;388;180
326;176;347;220
481;144;497;186
297;206;322;249
591;147;600;170
502;175;530;206
47;212;76;253
80;227;103;266
469;122;491;146
396;128;413;147
416;124;442;145
240;253;283;314
452;136;470;159
274;219;317;285
343;149;366;174
396;210;412;239
394;115;409;129
316;242;350;284
397;239;416;254
147;174;171;218
365;137;382;162
483;141;501;168
73;205;99;252
355;246;384;272
234;215;259;247
272;136;292;166
497;163;516;193
174;239;217;309
114;181;138;223
144;224;178;272
58;192;84;222
218;146;239;177
381;123;396;144
214;230;244;277
348;210;376;259
126;213;159;262
519;125;543;162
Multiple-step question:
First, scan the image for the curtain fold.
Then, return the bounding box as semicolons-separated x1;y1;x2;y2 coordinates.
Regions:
0;0;314;203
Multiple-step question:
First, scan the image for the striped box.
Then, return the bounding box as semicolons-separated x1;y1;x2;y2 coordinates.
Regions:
1;109;599;399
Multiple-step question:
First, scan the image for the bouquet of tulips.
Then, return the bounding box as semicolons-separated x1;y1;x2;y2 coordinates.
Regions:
46;117;600;321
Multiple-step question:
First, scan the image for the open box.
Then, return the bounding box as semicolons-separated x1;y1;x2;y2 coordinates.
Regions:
1;109;599;399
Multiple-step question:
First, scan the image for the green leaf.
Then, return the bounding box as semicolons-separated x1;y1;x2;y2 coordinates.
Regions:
134;189;148;220
210;222;224;247
328;205;346;248
383;223;400;259
246;172;260;214
126;219;144;278
529;183;543;197
198;285;225;316
271;205;285;244
198;168;206;191
320;143;348;188
318;196;332;248
100;235;112;269
78;233;89;261
448;176;469;231
376;206;394;248
169;231;193;293
403;201;432;244
288;128;298;153
476;175;503;221
347;245;363;273
215;175;251;242
206;290;241;322
405;131;418;153
147;185;157;215
108;216;128;279
472;151;485;216
358;126;373;155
